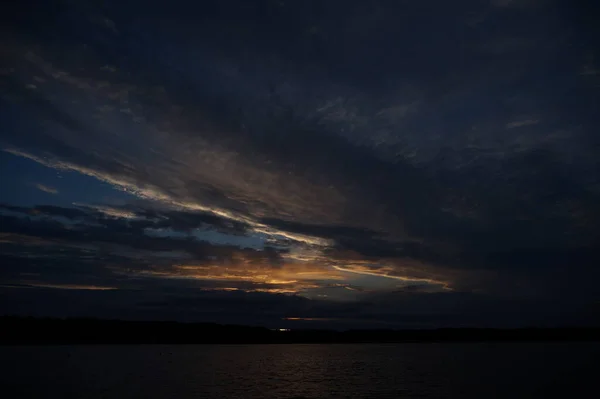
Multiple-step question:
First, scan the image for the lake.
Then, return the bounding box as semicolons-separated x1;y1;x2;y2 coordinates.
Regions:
1;343;597;398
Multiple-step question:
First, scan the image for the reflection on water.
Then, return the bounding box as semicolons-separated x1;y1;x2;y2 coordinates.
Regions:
1;343;597;398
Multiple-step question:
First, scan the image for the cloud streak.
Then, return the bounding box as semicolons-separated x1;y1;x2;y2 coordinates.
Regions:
34;184;58;194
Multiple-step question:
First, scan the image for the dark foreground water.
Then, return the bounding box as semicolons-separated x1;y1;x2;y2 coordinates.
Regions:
1;343;598;398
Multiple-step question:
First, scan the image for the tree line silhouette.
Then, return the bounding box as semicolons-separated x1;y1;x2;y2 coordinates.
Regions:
2;316;599;344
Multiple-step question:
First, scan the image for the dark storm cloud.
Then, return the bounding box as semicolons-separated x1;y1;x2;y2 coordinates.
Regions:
0;207;273;264
1;0;599;326
1;201;251;235
32;205;90;220
0;204;341;298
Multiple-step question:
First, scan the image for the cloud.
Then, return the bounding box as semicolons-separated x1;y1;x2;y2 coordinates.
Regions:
506;120;540;129
0;0;599;327
34;184;58;194
73;203;137;219
0;205;339;295
331;265;450;290
10;283;118;291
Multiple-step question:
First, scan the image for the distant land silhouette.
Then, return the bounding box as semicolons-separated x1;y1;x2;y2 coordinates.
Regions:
2;316;599;344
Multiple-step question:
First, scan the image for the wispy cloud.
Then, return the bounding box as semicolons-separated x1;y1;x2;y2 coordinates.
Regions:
16;283;117;291
34;183;58;194
332;265;451;290
73;203;137;219
506;120;539;129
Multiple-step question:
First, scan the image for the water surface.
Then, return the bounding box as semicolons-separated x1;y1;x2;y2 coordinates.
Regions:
1;343;597;398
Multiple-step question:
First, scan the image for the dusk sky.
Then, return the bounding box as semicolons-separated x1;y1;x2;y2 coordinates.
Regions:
1;0;599;329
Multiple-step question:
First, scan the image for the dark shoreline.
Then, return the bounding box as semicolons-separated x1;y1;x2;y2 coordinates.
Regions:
2;316;599;344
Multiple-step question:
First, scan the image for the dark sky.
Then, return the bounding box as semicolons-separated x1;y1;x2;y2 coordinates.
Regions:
1;0;599;329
